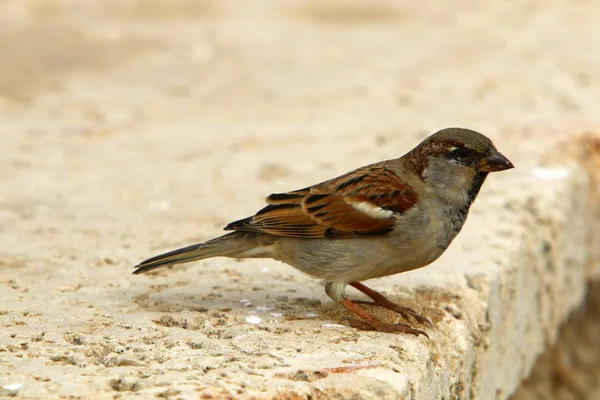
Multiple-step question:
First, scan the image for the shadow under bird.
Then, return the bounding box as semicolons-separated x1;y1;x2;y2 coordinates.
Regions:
134;127;514;337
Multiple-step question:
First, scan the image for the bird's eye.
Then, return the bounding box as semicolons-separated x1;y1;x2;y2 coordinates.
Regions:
450;147;472;160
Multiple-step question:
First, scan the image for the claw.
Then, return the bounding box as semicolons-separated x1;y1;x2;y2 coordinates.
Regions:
341;317;429;339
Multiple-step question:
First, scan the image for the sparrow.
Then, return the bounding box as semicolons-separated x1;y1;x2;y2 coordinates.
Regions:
134;127;514;337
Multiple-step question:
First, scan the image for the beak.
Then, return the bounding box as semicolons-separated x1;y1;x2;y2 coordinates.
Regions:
478;148;514;172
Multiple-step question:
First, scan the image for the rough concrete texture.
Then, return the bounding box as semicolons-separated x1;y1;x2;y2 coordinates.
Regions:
512;281;600;400
1;1;600;399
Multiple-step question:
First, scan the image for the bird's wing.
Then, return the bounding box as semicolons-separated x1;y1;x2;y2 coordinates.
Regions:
224;166;418;238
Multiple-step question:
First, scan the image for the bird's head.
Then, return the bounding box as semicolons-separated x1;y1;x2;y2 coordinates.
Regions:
407;127;514;205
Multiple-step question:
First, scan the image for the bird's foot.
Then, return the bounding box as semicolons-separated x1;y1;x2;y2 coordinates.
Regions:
341;317;429;338
350;282;433;327
354;300;433;327
338;298;429;338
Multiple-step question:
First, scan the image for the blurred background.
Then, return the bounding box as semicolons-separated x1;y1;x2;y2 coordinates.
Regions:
1;0;599;398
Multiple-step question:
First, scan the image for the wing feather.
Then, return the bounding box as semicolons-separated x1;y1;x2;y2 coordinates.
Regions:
224;166;417;238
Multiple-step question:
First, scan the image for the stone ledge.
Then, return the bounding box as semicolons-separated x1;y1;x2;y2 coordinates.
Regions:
3;137;597;400
1;1;600;396
512;280;600;399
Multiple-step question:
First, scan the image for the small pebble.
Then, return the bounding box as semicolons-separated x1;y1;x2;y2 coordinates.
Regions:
240;299;253;307
2;383;23;396
245;315;262;325
322;324;347;329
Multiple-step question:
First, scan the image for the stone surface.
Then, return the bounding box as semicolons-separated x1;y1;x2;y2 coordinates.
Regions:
1;1;600;399
512;281;600;400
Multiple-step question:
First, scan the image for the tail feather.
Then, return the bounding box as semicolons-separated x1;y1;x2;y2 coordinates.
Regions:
133;232;239;274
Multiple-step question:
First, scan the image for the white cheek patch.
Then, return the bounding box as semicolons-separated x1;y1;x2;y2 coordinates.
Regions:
351;202;395;219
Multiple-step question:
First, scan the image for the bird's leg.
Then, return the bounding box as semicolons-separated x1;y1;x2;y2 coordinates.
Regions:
324;282;428;337
350;282;433;327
